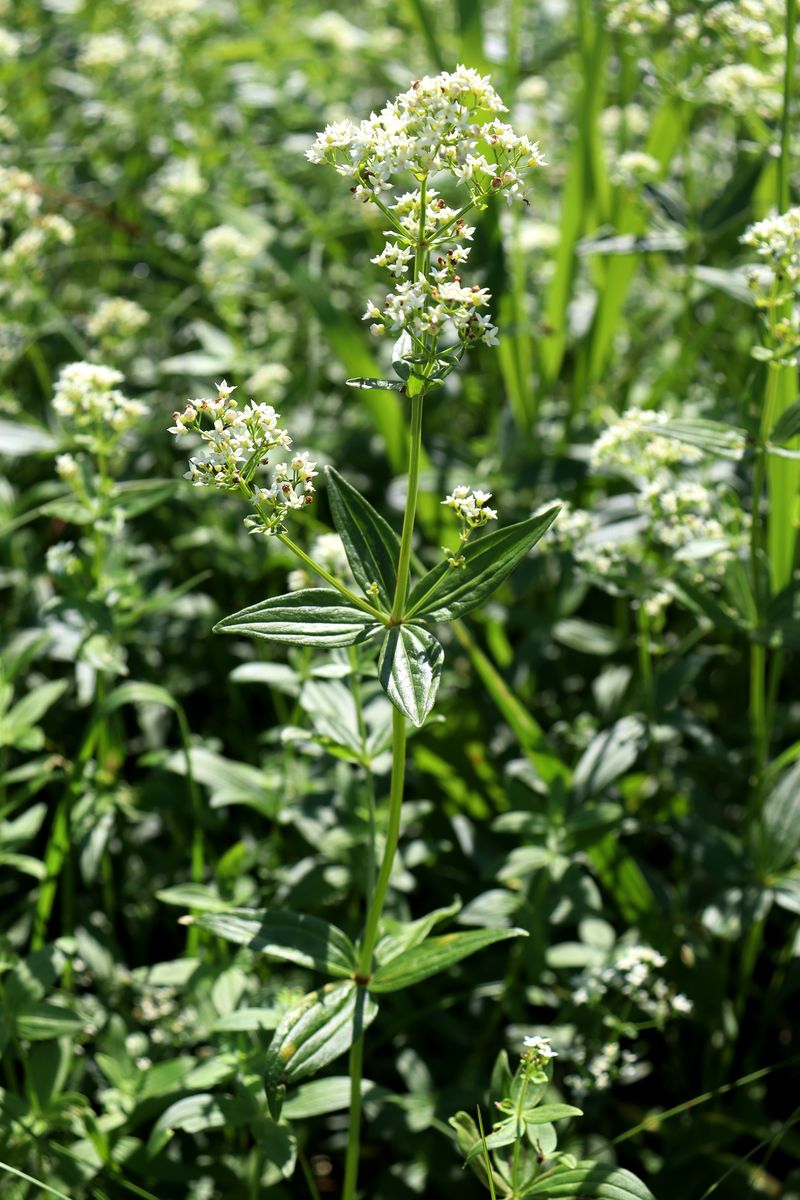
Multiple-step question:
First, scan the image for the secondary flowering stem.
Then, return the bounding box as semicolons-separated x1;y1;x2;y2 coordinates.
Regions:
277;530;385;620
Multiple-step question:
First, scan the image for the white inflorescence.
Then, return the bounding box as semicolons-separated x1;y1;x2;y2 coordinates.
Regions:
442;485;498;528
308;67;545;356
522;1035;558;1067
53;361;146;438
169;380;317;536
741;207;800;284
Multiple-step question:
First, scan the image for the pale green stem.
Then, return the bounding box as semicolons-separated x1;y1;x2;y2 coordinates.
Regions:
778;0;797;212
342;173;430;1200
750;364;781;793
277;531;384;619
390;393;424;621
343;707;408;1200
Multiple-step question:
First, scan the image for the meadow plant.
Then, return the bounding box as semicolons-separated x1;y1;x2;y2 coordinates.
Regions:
167;66;656;1200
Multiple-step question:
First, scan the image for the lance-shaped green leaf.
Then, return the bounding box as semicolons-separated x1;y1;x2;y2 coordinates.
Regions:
325;466;399;609
195;910;358;978
378;624;444;727
264;981;378;1119
375;898;461;965
346;377;406;392
369;927;527;993
651;417;747;459
214;589;381;647
405;507;560;623
770;398;800;445
524;1163;655;1198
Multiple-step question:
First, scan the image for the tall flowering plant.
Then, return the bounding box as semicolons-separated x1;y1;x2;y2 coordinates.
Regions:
170;67;581;1197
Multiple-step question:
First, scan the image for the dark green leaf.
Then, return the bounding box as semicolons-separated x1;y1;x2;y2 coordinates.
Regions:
369;927;527;993
406;507;560;622
16;1003;84;1041
378;624;444;726
761;760;800;872
146;1093;252;1156
195;909;358;978
214;588;381;647
770;399;800;446
264;982;377;1118
375;898;461;965
524;1163;655;1198
325;466;399;608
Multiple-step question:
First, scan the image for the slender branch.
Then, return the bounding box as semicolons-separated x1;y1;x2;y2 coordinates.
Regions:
277;531;385;619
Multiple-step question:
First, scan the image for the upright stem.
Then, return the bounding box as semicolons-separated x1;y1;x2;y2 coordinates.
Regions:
342;711;408;1200
750;364;780;794
342;173;429;1200
390;393;424;621
778;0;797;212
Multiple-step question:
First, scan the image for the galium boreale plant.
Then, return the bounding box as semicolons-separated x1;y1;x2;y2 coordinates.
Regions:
450;1036;654;1199
170;67;560;1197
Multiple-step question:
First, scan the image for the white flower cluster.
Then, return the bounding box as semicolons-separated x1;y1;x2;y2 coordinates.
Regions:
0;168;74;306
87;297;149;344
289;532;351;591
170;380;317;536
611;151;661;190
442;485;497;528
310;68;545;358
604;0;671;35
53;362;146;442
572;943;692;1024
565;1041;642;1098
362;189;500;348
591;407;704;478
307;66;542;199
741;207;800;286
522;1034;557;1066
677;0;785;60
199;224;269;315
704;63;782;120
144;157;205;219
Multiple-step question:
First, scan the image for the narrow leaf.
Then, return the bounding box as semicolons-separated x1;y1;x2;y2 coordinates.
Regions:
375;898;461;966
653;417;747;459
195;910;358;978
525;1163;655;1198
770;399;800;446
346;377;406;392
369;927;527;993
761;760;800;871
571;717;645;802
264;982;378;1118
378;624;444;727
406;507;560;622
214;589;381;647
325;466;399;608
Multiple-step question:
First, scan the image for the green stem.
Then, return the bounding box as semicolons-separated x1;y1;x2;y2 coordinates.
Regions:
778;0;797;212
750;364;780;792
636;600;656;725
277;532;384;619
357;708;407;973
342;709;407;1200
390;393;424;621
342;171;430;1200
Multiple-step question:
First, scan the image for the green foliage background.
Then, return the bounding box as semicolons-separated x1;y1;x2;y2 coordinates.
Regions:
1;0;799;1197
